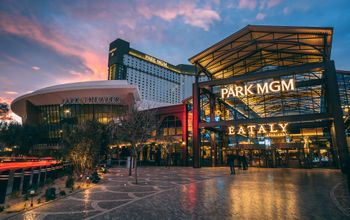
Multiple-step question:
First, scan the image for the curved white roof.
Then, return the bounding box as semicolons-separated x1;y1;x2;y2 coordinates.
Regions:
11;80;140;118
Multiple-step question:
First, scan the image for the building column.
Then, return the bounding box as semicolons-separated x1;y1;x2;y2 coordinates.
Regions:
325;61;350;173
22;169;32;194
183;104;189;166
0;171;10;206
192;80;201;168
210;132;216;166
16;169;24;193
209;91;217;166
6;170;14;196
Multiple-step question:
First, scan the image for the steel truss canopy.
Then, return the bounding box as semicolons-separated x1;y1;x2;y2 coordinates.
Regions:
189;25;333;79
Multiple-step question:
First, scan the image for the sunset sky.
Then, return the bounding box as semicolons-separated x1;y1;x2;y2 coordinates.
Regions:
1;0;350;120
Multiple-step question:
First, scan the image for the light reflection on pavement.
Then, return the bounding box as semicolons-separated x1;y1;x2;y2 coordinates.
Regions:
6;167;348;220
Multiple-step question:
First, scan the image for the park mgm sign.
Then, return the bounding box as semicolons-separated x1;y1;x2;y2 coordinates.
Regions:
221;78;295;98
222;78;295;137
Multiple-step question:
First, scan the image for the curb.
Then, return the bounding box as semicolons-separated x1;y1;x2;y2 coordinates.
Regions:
330;181;350;217
1;178;105;220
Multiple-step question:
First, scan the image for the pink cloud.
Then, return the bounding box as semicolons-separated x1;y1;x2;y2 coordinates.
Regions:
238;0;257;10
0;12;107;83
137;1;220;31
32;66;40;71
256;12;266;20
4;91;18;95
267;0;282;8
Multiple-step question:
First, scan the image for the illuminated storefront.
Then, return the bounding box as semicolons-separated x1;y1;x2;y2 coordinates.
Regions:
188;25;350;171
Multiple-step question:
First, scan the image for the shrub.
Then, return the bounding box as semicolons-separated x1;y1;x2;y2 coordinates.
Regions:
65;176;74;189
45;178;54;185
59;190;66;196
45;187;56;201
0;206;4;212
100;166;107;173
90;171;100;183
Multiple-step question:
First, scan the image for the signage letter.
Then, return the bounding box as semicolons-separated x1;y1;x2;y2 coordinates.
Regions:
257;82;269;94
269;124;278;133
227;87;235;98
278;123;288;132
235;86;245;97
257;125;267;133
269;81;281;92
247;125;256;135
281;79;295;91
245;84;254;96
237;126;246;135
228;126;235;135
221;88;228;98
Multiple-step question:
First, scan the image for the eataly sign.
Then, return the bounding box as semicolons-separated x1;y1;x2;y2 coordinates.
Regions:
228;123;288;136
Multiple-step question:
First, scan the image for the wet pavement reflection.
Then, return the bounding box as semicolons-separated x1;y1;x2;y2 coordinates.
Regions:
7;167;348;220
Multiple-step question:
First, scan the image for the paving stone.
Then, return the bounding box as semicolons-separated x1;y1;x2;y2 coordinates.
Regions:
6;167;349;220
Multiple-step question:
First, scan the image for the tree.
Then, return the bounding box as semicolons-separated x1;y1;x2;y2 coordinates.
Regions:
61;120;109;178
0;122;44;155
112;107;159;184
0;102;11;121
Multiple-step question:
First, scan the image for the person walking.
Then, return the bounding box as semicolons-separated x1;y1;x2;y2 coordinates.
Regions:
227;151;235;175
242;152;248;170
155;147;161;166
165;148;171;168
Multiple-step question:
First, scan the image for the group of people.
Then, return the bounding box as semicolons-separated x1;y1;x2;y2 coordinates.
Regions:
227;151;249;175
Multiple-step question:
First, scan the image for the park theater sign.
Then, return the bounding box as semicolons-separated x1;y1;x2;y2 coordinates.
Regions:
221;79;295;98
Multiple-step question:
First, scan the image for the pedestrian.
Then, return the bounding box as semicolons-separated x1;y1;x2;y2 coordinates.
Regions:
227;151;235;175
165;148;171;168
237;153;242;169
242;152;248;170
155;147;161;166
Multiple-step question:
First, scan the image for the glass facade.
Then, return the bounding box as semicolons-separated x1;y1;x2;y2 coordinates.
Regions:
36;104;128;144
188;26;349;169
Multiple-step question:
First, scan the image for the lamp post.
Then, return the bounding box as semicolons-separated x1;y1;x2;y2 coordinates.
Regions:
29;189;35;207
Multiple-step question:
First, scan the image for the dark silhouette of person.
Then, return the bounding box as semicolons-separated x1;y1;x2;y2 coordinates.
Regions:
166;152;171;168
242;152;248;170
155;147;161;166
227;151;235;175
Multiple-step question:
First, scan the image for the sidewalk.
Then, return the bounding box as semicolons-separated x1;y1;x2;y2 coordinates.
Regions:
331;181;350;217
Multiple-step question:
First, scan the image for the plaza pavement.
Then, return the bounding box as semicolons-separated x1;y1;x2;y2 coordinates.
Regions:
5;166;350;220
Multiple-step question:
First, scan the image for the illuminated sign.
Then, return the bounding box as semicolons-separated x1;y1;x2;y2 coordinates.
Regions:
62;96;120;105
109;48;117;56
128;50;181;73
228;123;288;136
221;79;295;98
144;55;168;68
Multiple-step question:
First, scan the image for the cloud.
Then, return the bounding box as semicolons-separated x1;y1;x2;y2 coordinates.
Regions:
137;1;220;31
5;91;18;95
256;12;266;20
259;0;283;9
267;0;282;8
238;0;257;10
32;66;40;71
0;12;106;83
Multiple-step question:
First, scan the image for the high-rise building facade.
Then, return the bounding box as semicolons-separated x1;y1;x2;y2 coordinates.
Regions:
107;39;203;104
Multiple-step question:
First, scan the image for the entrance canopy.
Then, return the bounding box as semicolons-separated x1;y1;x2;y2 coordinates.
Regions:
189;25;333;79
